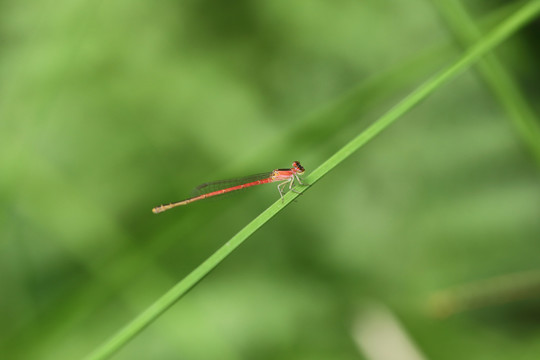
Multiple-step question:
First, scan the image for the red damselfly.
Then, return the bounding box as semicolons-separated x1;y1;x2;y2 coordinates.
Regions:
152;161;306;213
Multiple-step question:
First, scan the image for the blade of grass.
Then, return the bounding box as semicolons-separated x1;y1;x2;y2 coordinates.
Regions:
85;1;540;359
432;0;540;164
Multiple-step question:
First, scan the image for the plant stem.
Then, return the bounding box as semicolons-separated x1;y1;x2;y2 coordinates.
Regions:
85;1;540;359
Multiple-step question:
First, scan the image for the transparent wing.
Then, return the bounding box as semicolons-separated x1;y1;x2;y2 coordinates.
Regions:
191;172;273;196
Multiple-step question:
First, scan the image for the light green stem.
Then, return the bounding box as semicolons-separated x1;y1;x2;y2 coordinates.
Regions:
85;1;540;359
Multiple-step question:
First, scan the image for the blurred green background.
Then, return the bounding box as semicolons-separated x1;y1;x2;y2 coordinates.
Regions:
2;0;540;359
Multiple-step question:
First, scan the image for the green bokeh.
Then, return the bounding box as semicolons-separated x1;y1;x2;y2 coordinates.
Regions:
1;0;540;359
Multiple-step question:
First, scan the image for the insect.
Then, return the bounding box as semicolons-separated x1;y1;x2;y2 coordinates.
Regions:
152;161;306;213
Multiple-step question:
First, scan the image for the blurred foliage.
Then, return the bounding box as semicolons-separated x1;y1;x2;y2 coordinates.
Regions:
1;0;540;359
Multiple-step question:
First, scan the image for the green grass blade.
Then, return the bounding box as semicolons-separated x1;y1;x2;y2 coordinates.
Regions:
432;0;540;164
85;1;540;359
